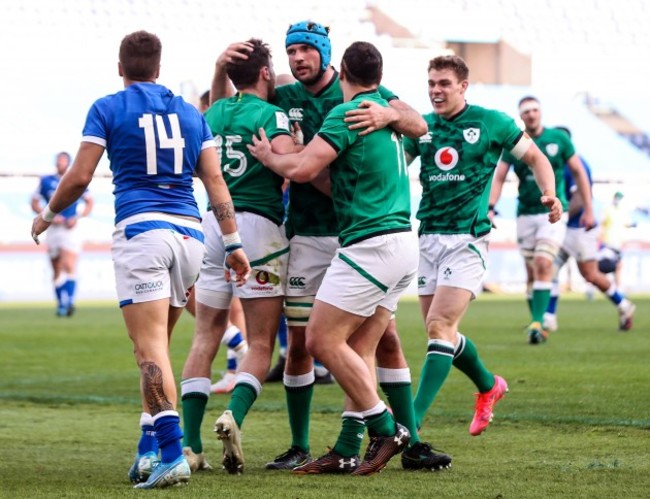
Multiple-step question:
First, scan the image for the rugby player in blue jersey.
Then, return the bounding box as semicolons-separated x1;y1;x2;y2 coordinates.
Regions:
31;30;250;489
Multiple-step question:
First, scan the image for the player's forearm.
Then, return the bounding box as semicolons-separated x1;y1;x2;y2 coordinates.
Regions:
265;152;308;182
573;169;593;214
529;155;556;197
47;172;93;215
80;197;94;217
388;100;427;139
210;63;235;104
206;183;237;234
489;164;508;206
46;142;102;215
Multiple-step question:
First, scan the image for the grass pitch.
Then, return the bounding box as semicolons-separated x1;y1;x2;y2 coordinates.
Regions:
0;294;648;498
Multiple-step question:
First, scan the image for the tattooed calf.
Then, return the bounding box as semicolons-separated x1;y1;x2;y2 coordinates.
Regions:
140;361;173;415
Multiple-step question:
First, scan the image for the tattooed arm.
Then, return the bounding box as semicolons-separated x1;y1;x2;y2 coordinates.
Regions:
195;147;251;285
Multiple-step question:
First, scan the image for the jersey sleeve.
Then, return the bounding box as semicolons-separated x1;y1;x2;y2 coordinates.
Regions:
489;110;527;159
402;134;420;159
559;132;576;162
81;100;109;147
260;106;292;141
199;115;216;150
377;84;398;102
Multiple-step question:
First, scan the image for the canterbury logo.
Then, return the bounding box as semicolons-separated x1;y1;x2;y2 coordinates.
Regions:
288;108;303;120
289;276;306;287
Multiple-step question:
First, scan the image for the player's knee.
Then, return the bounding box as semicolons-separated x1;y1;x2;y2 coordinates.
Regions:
304;328;326;361
377;327;402;357
534;241;560;265
425;316;453;340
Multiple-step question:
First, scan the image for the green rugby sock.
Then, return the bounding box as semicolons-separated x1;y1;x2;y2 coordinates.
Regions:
333;413;365;458
413;340;455;426
286;382;313;452
380;379;420;445
227;383;258;428
531;287;551;324
365;409;395;437
181;393;208;453
453;334;495;393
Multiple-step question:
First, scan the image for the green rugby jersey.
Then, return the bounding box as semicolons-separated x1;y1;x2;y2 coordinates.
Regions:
317;90;411;247
403;104;523;236
204;93;291;225
501;127;574;216
273;73;396;238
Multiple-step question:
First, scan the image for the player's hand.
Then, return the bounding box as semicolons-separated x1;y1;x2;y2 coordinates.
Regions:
216;41;254;68
541;195;563;223
31;215;51;245
488;207;497;229
291;122;304;146
344;100;396;136
224;248;251;287
247;128;272;163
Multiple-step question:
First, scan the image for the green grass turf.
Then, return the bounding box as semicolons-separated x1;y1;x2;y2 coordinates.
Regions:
0;294;648;498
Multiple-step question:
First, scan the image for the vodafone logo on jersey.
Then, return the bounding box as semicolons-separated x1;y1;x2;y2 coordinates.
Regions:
429;146;466;182
434;147;459;171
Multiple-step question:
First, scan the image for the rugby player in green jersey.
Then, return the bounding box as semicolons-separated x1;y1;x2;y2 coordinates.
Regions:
178;39;296;475
249;40;421;476
212;23;451;473
491;96;594;344
402;55;562;438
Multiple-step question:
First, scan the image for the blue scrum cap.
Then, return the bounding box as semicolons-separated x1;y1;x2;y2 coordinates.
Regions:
286;21;331;71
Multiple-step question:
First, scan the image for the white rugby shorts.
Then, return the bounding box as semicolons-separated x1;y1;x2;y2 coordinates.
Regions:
417;233;489;299
195;211;288;301
316;231;418;317
45;224;82;259
286;235;339;297
562;226;598;262
112;213;205;307
516;213;568;255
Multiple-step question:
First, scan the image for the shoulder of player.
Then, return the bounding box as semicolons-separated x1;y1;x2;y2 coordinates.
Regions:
541;127;570;143
245;97;290;126
273;81;303;101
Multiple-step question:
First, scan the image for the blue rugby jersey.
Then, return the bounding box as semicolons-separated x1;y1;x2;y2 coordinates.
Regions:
81;82;214;224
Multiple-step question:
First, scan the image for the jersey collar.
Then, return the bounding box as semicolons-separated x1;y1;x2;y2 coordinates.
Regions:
313;69;339;98
447;102;469;121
